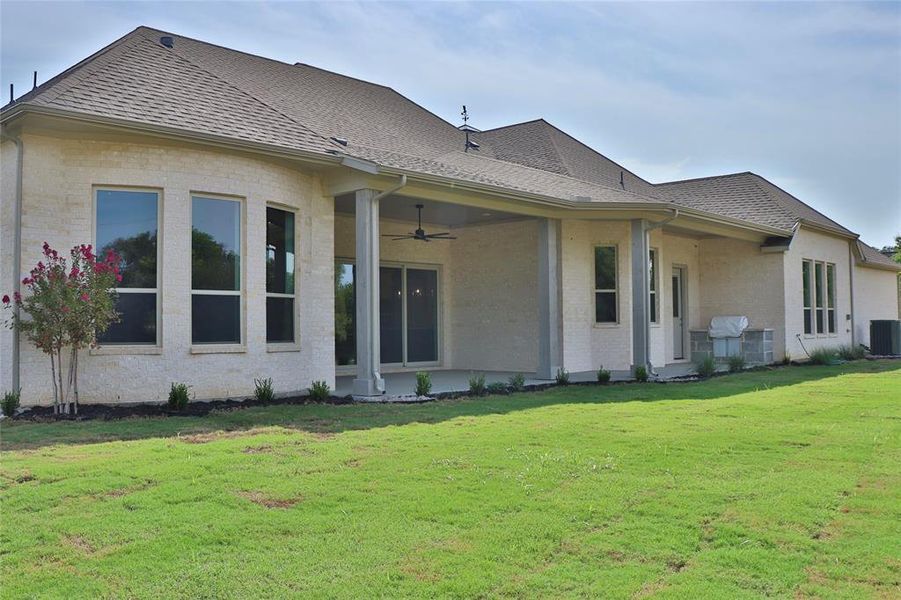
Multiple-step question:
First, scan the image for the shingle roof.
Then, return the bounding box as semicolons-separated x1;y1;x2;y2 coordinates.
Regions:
856;240;901;271
656;172;854;235
477;119;660;198
2;26;867;239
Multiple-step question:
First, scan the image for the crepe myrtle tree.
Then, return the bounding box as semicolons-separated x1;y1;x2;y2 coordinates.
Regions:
2;242;121;414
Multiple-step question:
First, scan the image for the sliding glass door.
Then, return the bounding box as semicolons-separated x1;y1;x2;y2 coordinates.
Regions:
334;261;439;367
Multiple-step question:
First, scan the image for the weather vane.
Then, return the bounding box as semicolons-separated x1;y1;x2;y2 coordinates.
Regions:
461;105;469;126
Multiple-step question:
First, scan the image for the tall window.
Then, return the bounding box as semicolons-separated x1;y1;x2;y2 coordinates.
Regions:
192;196;241;344
96;189;159;345
814;262;825;334
826;263;836;334
649;248;658;323
266;207;295;343
802;260;813;334
594;246;618;323
803;259;837;335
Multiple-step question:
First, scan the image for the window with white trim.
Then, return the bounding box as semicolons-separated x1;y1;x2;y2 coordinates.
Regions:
802;260;813;334
192;195;242;344
96;188;159;345
803;259;836;335
594;246;617;323
649;248;658;323
266;206;296;343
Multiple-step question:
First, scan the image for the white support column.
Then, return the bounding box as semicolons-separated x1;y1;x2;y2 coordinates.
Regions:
353;189;385;397
631;219;650;372
537;218;563;379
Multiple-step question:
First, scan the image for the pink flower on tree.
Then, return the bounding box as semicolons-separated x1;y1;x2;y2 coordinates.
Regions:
2;295;9;305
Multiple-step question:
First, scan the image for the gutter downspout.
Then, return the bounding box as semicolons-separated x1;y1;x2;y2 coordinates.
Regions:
10;135;23;392
364;175;407;392
373;174;406;203
641;209;679;376
848;241;856;347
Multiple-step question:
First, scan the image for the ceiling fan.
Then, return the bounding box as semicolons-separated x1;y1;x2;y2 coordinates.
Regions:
384;204;456;242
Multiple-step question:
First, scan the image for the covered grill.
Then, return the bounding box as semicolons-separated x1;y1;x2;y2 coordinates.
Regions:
708;316;749;358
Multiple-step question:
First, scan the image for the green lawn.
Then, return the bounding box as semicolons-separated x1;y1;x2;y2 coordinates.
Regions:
2;362;899;599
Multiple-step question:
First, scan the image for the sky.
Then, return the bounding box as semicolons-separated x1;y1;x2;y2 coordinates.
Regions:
2;1;899;247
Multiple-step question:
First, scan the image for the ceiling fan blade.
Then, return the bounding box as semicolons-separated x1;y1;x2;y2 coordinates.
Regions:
425;233;456;239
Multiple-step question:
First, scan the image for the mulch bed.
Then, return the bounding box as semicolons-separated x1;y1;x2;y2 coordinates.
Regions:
7;357;896;423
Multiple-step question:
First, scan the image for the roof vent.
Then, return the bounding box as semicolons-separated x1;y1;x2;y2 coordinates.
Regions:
160;36;174;48
331;136;348;146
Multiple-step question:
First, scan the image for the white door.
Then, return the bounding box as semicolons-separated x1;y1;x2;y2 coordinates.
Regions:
672;267;685;359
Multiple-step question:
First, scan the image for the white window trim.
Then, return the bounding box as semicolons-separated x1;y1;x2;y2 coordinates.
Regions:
803;258;838;338
90;185;163;354
266;204;300;351
593;244;619;326
802;259;813;337
190;192;246;352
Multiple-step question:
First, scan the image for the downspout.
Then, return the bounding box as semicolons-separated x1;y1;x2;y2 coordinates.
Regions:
10;135;23;392
848;241;856;347
373;174;406;202
641;209;679;376
367;174;407;390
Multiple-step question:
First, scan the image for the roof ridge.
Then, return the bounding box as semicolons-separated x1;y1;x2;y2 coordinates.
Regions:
479;118;547;133
744;172;803;228
124;33;340;152
656;171;753;186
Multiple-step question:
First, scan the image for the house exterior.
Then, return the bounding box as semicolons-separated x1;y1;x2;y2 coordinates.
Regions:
1;27;898;405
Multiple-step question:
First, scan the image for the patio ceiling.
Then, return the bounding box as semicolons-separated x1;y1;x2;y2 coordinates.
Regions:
334;194;530;229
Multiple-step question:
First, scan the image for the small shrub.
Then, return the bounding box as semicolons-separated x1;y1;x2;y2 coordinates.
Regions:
309;380;330;402
508;373;526;392
696;356;716;378
836;344;865;361
486;382;508;395
253;377;274;402
168;382;191;411
782;353;792;365
633;365;649;383
414;371;432;397
596;367;611;384
555;368;570;385
808;347;838;365
468;373;486;396
2;389;21;417
727;355;746;373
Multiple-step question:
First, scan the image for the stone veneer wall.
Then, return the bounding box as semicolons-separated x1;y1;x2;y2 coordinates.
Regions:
690;329;774;365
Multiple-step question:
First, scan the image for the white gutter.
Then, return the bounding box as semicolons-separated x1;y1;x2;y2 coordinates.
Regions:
644;208;680;231
372;174;407;202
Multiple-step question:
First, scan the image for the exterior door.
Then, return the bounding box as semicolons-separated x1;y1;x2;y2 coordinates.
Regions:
672;267;685;359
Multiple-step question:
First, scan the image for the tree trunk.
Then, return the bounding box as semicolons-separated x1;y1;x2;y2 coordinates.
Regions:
72;348;79;415
50;352;59;414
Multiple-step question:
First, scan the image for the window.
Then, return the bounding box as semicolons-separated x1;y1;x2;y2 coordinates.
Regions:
95;189;159;345
649;249;658;323
826;263;836;334
266;207;295;343
594;246;617;323
804;259;837;335
802;260;813;334
334;260;439;366
192;196;241;344
815;262;825;334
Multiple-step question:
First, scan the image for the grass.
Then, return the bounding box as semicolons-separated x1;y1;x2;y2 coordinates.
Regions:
1;361;899;598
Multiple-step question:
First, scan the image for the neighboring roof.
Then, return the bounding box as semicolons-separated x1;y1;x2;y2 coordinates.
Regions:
0;26;871;238
656;172;854;236
856;240;901;271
